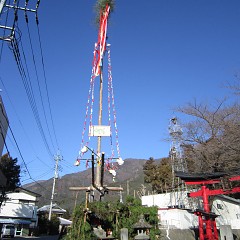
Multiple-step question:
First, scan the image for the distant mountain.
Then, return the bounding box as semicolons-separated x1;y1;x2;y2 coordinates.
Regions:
24;158;157;214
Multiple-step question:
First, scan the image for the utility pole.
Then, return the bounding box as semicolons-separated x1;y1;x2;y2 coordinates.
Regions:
119;185;123;203
127;180;129;195
0;0;39;41
0;0;6;15
49;153;61;221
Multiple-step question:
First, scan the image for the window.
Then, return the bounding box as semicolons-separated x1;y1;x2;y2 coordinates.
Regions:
217;203;223;210
19;199;30;205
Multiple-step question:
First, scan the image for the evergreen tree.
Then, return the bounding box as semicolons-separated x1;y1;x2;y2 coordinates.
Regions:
154;158;172;193
0;153;20;192
143;157;172;193
65;196;160;240
143;157;156;189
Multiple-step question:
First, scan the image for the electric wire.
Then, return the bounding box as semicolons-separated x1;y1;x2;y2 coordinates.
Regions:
0;77;52;170
24;13;56;154
61;160;79;171
0;1;58;197
6;3;55;159
0;95;53;187
6;122;53;195
35;14;60;150
3;114;53;197
0;0;11;64
12;34;53;157
30;169;54;181
0;1;69;202
9;29;53;158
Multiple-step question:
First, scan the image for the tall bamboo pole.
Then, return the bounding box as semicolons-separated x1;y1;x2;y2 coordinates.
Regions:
96;69;103;187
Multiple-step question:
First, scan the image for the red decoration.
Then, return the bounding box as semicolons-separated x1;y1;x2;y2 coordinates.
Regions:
93;4;110;76
177;172;240;240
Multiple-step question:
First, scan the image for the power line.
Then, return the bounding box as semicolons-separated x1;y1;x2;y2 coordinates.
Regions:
4;120;53;195
0;77;53;170
0;1;63;190
25;13;57;153
9;31;53;158
35;14;60;150
1;0;56;159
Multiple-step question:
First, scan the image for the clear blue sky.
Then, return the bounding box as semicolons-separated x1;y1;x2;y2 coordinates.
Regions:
0;0;239;184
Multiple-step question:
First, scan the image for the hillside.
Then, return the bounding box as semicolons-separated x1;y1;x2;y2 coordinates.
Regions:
24;158;156;214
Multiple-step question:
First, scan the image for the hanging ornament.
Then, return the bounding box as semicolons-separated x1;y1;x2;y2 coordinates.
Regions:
117;157;124;166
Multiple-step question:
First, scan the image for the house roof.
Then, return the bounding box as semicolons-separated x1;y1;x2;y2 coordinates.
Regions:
175;171;227;181
214;195;240;205
0;218;32;225
132;215;152;229
38;204;66;214
12;187;41;198
58;217;72;226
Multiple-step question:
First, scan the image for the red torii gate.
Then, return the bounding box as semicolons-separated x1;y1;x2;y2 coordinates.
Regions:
176;171;240;240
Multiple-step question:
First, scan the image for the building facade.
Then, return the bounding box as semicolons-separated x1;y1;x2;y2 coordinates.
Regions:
142;192;240;231
0;188;41;236
212;195;240;230
0;95;9;157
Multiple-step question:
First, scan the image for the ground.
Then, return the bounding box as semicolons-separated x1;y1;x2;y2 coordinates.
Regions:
4;236;59;240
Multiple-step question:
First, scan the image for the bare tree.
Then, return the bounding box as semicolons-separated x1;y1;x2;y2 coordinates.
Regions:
176;99;240;173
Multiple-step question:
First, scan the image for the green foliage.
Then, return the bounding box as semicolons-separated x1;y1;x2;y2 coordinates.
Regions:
117;196;160;239
38;215;48;235
65;205;93;240
0;154;20;192
143;157;172;193
49;215;60;235
66;197;160;240
94;0;115;26
38;215;60;235
143;157;156;185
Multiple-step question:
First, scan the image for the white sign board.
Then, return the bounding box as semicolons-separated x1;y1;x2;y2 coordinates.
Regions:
89;125;111;137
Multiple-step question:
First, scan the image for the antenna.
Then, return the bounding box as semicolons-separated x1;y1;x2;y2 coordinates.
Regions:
168;117;188;208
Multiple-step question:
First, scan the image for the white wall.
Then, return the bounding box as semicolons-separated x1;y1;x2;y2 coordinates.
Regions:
7;192;37;203
0;202;38;220
142;192;198;229
142;193;240;230
158;209;198;229
0;191;38;225
212;198;240;230
142;192;192;209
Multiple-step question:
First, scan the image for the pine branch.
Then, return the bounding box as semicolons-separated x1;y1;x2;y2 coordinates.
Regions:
94;0;115;26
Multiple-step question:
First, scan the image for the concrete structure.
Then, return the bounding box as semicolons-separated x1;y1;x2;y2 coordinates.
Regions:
120;228;128;240
212;195;240;230
142;191;195;209
142;192;240;232
0;95;9;157
142;192;199;229
157;208;198;230
58;217;72;238
219;225;234;240
0;187;41;236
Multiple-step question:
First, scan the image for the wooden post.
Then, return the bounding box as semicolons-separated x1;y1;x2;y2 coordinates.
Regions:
96;70;103;187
